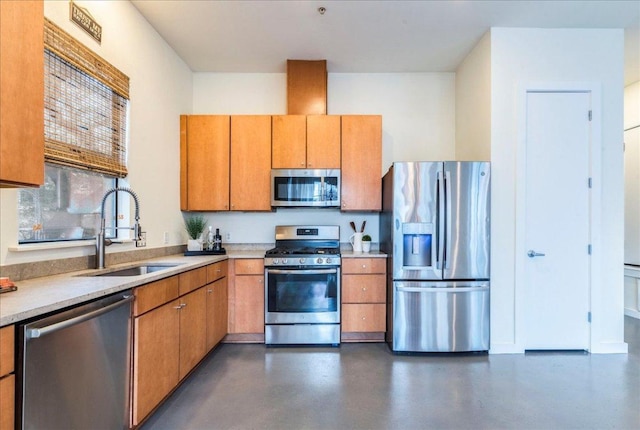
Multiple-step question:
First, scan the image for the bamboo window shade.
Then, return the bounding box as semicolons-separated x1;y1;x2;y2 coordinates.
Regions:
43;18;129;178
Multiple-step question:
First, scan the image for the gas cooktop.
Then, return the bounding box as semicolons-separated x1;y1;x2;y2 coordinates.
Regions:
264;225;341;267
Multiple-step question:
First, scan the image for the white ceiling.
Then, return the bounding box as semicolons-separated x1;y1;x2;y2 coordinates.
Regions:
131;0;640;85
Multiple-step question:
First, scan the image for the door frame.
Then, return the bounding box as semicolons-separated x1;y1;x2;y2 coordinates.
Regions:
514;82;602;352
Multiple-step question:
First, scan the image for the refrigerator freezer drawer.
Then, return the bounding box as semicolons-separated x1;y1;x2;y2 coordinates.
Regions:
392;282;489;352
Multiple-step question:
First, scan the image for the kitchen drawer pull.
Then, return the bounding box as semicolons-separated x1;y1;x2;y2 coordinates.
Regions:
207;289;213;293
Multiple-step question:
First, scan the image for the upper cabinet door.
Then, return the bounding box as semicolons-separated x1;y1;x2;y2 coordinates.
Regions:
307;115;340;169
0;0;44;187
341;115;382;211
272;115;306;168
180;115;230;211
230;115;272;211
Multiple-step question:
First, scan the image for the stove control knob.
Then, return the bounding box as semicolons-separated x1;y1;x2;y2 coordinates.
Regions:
299;258;306;264
326;258;332;264
282;258;288;264
317;258;323;264
273;259;279;265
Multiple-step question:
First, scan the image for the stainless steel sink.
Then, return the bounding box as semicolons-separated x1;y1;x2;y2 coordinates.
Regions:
88;263;182;277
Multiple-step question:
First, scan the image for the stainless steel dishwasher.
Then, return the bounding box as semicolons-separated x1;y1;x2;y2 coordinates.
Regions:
19;290;134;430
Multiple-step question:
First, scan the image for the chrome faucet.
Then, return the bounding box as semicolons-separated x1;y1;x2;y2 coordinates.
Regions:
96;187;143;269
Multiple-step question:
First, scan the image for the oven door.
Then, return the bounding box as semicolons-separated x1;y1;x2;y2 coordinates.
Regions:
265;267;340;324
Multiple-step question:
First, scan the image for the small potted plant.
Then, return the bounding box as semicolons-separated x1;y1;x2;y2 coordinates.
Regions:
361;234;372;253
184;214;207;251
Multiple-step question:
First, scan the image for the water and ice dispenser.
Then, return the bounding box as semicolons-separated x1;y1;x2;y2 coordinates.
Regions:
401;222;433;268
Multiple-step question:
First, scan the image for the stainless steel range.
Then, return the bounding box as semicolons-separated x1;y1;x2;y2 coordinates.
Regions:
264;225;341;346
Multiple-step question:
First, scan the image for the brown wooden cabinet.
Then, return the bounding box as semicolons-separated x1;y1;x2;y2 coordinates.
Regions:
206;261;228;349
0;325;15;430
178;288;207;380
272;115;306;168
307;115;341;168
180;115;230;210
272;115;340;169
0;0;44;188
230;116;272;211
228;259;264;340
132;262;227;426
340;115;382;211
132;297;181;426
341;258;387;341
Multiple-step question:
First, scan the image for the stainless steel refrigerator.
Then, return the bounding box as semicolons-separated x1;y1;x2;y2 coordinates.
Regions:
381;161;490;352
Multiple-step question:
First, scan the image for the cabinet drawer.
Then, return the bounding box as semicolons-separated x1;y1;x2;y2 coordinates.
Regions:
179;266;208;296
207;261;228;283
133;277;179;316
0;326;14;376
342;275;386;303
342;304;385;333
234;259;264;275
342;258;385;274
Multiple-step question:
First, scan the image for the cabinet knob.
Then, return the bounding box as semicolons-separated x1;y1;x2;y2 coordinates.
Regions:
361;316;366;320
207;289;213;293
362;264;366;269
300;162;305;166
362;287;367;291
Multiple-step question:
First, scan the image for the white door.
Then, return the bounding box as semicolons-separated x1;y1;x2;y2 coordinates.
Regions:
523;91;591;350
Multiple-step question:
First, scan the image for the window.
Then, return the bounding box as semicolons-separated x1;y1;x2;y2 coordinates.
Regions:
18;164;116;243
17;18;130;245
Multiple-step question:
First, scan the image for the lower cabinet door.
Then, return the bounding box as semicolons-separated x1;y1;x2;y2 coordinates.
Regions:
179;288;207;380
0;374;14;430
206;277;228;349
232;275;264;334
133;299;180;426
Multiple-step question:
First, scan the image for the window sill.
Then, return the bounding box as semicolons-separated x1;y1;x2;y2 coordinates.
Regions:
9;240;95;252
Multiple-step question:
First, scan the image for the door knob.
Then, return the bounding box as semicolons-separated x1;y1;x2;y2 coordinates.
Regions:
527;250;546;258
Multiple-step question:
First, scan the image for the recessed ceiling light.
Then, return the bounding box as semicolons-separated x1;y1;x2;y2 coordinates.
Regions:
318;7;326;15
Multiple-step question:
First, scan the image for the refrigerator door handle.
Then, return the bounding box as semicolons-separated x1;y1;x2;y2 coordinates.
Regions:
444;169;452;269
437;170;445;269
396;285;490;293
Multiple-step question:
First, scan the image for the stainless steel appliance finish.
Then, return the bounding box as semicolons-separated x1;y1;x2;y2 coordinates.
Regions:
393;281;490;352
381;161;490;352
271;169;340;207
265;225;341;345
20;291;133;430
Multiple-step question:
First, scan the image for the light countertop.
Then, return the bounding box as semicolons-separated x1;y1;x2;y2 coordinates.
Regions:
0;254;226;326
0;249;386;327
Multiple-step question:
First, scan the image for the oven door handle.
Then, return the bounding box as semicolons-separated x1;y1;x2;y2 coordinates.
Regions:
266;268;338;275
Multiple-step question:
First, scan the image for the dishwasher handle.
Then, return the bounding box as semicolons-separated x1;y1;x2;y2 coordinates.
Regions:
27;294;134;339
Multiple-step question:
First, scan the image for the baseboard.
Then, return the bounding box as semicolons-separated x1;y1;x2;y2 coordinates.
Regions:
488;343;524;354
624;308;640;319
589;342;629;354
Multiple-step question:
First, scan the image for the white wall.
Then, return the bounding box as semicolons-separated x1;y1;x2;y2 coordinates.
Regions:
625;81;640;130
624;81;640;317
192;72;456;244
489;28;626;353
455;32;491;161
0;0;193;265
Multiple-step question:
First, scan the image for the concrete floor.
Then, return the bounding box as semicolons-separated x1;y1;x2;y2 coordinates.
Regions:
142;317;640;430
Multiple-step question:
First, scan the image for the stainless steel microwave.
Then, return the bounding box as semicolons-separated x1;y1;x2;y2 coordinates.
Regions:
271;169;340;207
